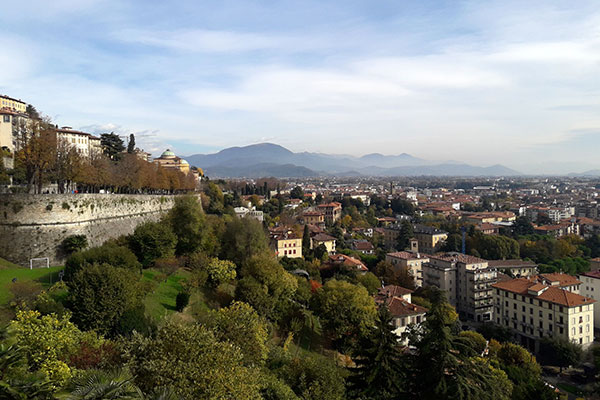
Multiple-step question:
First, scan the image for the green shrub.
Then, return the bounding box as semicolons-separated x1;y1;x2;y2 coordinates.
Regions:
175;292;190;312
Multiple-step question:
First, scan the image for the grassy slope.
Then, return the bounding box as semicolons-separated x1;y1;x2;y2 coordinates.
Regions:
142;269;192;321
0;266;64;304
0;257;22;269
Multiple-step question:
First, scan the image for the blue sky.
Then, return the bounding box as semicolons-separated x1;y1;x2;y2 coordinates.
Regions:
1;0;599;173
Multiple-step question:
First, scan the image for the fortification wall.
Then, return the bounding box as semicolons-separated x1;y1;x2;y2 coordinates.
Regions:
0;194;177;266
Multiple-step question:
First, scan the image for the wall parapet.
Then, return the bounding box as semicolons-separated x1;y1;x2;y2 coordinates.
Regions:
0;193;181;266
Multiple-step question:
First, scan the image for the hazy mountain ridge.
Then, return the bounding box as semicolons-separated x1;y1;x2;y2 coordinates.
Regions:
186;143;521;177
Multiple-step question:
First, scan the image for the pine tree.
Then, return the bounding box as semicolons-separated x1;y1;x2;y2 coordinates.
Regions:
127;133;136;154
348;306;406;399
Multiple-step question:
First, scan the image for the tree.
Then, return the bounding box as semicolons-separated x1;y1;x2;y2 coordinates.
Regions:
311;279;377;349
65;242;141;280
8;310;83;387
100;133;125;160
125;321;261;400
513;216;534;236
221;218;269;267
208;301;269;367
355;271;381;295
459;330;487;354
67;264;144;335
374;260;415;290
348;306;406;399
128;221;177;268
14;119;57;193
390;198;415;216
396;220;414;250
236;254;297;321
204;258;237;287
168;195;206;255
410;289;512;400
127;134;136;154
66;369;142;400
539;337;582;372
62;234;88;255
25;104;40;119
272;352;347;400
290;186;304;199
302;225;311;259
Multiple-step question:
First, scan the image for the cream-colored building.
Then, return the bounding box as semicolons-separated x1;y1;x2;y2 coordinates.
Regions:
0;95;26;113
493;277;595;350
488;259;537;278
578;270;600;330
386;251;429;287
56;127;102;157
154;149;190;173
375;285;428;345
0;109;30;153
423;253;496;322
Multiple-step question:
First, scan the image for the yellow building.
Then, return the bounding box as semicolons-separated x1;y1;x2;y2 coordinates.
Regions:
311;233;337;254
154;149;190;173
0;95;26;113
271;231;302;258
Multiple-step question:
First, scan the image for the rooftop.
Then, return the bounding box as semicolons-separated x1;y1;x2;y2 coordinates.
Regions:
387;251;427;260
429;252;487;265
385;296;428;317
487;259;537;268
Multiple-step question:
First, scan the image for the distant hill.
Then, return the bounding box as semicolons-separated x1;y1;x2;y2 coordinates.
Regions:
185;143;521;178
203;163;318;178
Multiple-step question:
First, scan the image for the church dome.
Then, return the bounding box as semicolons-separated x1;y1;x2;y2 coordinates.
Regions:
160;149;176;159
180;159;189;165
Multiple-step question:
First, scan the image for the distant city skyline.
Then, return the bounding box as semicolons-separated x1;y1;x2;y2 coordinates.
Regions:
1;0;599;174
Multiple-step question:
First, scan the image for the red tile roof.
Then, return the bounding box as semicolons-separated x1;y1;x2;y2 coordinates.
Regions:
539;273;582;287
385;297;428;317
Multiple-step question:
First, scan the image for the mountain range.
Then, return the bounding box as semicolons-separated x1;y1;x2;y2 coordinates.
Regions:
185;143;521;178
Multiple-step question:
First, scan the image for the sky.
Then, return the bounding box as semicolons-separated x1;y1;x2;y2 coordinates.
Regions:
1;0;599;174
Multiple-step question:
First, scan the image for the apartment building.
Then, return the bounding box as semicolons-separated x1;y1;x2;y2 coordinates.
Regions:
385;251;429;287
301;211;325;227
578;270;600;329
422;253;496;322
413;224;448;254
493;277;595;350
56;127;102;157
317;202;342;224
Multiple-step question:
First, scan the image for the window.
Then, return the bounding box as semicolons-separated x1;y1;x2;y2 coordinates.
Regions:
549;313;552;320
513;303;517;310
579;326;583;334
505;301;508;306
530;307;533;314
522;306;525;312
2;115;9;123
539;310;542;317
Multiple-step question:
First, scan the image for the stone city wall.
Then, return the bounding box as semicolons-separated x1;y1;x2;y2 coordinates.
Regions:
0;193;178;266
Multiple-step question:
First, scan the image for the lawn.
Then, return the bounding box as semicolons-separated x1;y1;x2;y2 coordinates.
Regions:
142;268;191;321
0;257;22;269
0;266;65;305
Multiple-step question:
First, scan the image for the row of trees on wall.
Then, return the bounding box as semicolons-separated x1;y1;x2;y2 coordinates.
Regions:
5;119;197;194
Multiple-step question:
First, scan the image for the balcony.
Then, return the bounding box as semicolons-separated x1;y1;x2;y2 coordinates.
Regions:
470;277;497;284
